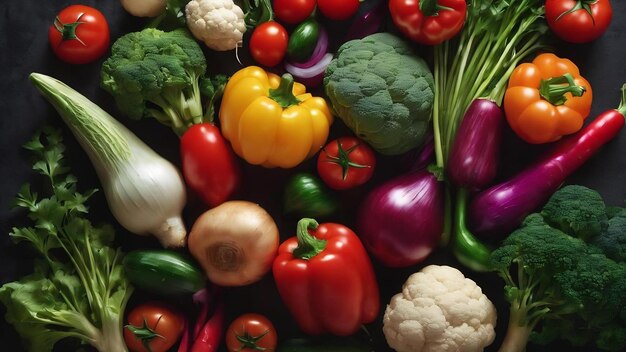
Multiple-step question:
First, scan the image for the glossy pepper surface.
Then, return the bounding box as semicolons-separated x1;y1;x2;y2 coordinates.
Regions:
283;173;338;219
389;0;467;45
272;218;379;336
219;66;333;168
504;53;592;144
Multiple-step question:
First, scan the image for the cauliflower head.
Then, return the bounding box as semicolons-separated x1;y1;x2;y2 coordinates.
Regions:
186;0;246;51
383;265;497;352
323;32;434;155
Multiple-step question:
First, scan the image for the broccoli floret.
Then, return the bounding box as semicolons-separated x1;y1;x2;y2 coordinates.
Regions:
540;184;608;241
491;210;626;352
101;28;207;135
323;32;434;155
592;212;626;262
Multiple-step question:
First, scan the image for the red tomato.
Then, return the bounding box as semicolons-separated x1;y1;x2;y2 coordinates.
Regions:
249;21;289;67
273;0;317;25
180;123;240;207
123;302;185;352
316;0;361;20
389;0;467;45
48;5;110;64
225;313;277;352
317;137;376;190
545;0;612;43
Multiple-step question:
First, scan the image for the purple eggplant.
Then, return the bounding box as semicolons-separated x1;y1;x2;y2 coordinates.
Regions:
447;99;504;191
356;169;444;268
446;99;503;271
468;87;626;237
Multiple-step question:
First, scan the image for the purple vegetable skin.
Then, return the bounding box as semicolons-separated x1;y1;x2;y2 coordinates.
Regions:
468;87;626;237
447;99;503;271
357;169;444;268
448;99;504;190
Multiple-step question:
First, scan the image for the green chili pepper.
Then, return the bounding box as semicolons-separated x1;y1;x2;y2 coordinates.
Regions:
286;18;320;62
284;173;338;218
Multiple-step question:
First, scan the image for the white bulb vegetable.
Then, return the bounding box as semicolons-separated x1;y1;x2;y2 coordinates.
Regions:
29;73;188;248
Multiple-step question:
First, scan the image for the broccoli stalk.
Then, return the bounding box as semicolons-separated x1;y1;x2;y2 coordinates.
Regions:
101;28;217;136
491;186;626;352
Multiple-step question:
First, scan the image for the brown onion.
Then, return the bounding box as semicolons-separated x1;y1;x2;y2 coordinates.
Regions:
188;201;279;286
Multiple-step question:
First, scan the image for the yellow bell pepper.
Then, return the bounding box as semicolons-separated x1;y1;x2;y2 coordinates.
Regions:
219;66;333;168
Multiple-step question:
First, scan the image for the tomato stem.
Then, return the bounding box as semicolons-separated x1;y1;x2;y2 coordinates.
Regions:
53;13;86;46
323;140;370;180
555;0;598;25
125;317;165;352
292;218;326;260
235;329;270;351
539;73;586;106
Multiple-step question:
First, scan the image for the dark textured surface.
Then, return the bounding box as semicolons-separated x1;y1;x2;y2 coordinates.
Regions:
1;1;626;351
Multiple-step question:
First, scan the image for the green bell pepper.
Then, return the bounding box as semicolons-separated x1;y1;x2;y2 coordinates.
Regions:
283;173;338;218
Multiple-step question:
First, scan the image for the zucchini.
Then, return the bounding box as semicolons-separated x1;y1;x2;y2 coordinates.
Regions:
123;249;205;295
287;18;320;62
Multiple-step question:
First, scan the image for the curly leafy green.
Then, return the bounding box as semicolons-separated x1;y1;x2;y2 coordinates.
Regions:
0;128;133;352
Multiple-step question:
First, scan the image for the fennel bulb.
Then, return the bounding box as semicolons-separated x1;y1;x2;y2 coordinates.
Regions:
29;72;188;248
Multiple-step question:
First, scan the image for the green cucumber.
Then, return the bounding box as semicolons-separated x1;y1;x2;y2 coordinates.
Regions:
123;249;205;295
287;18;320;62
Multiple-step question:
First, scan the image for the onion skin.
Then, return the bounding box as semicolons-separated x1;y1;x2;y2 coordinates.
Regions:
447;99;503;191
188;201;279;286
357;170;444;267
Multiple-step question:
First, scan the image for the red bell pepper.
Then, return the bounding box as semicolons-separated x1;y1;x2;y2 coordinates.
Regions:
180;123;240;207
389;0;467;45
272;218;380;336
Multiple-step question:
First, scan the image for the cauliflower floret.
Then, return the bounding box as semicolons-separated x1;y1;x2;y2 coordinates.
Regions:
185;0;246;51
383;265;497;352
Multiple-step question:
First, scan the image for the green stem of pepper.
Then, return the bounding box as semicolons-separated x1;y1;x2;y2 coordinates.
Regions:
269;74;301;108
420;0;454;16
539;73;586;106
292;218;327;260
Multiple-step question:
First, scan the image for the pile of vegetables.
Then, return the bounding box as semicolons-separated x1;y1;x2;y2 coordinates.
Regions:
2;0;626;352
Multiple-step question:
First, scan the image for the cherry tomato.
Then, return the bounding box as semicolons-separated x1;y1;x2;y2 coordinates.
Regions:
181;123;241;207
317;137;376;190
316;0;361;21
249;21;289;67
123;302;185;352
273;0;317;25
225;313;278;352
545;0;612;43
48;5;110;64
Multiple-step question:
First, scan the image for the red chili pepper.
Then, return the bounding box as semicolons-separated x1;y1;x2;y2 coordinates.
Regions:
190;304;225;352
389;0;467;45
180;123;240;207
272;218;380;336
469;84;626;237
178;287;224;352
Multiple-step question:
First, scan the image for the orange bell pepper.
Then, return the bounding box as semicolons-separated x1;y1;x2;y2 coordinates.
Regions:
218;66;333;168
503;53;592;144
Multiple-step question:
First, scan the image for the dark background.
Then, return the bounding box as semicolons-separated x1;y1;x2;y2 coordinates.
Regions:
1;0;626;351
